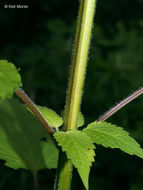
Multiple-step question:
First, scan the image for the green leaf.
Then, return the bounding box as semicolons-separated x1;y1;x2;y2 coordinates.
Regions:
54;131;95;190
27;105;63;128
0;60;22;103
77;112;85;127
83;121;143;158
0;98;58;171
61;110;84;127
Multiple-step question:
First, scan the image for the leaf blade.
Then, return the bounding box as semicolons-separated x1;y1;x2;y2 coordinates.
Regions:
83;121;143;158
0;98;58;171
0;60;22;102
54;131;95;190
33;105;63;128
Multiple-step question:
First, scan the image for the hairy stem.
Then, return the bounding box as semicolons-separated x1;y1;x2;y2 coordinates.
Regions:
55;0;97;190
97;87;143;122
54;151;72;190
15;88;54;135
64;0;96;131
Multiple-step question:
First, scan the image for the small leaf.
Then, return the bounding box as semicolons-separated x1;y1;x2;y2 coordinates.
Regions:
61;110;84;127
83;121;143;158
0;60;22;102
77;112;85;127
54;130;95;190
27;105;63;128
0;98;58;171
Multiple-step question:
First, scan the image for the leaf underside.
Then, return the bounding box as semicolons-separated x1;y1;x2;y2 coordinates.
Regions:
0;98;58;171
0;60;22;103
54;130;95;190
83;122;143;158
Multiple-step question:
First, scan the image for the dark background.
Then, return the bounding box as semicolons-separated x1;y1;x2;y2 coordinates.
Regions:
1;0;143;189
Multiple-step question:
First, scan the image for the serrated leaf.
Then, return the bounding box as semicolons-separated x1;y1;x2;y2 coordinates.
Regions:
54;131;95;190
83;122;143;158
0;98;58;171
61;110;84;127
0;60;22;102
27;105;63;128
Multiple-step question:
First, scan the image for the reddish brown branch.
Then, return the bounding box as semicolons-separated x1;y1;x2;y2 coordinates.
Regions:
15;88;54;135
33;171;39;190
97;87;143;122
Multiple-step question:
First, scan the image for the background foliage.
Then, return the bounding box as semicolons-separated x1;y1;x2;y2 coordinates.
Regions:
0;0;143;189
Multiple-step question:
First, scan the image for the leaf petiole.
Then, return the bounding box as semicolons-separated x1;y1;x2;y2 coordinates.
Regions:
33;171;39;190
15;88;54;135
97;87;143;122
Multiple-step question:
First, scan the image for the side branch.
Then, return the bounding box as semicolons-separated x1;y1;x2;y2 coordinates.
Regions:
15;88;54;135
33;171;39;190
97;87;143;122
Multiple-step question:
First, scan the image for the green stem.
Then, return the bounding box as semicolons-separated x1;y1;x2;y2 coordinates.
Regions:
54;151;72;190
55;0;97;189
64;0;96;131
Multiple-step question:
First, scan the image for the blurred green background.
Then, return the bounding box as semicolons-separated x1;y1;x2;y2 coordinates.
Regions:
1;0;143;189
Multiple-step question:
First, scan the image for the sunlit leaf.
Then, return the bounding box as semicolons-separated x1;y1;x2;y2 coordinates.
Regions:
27;104;63;128
83;121;143;158
54;130;95;190
0;60;22;103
